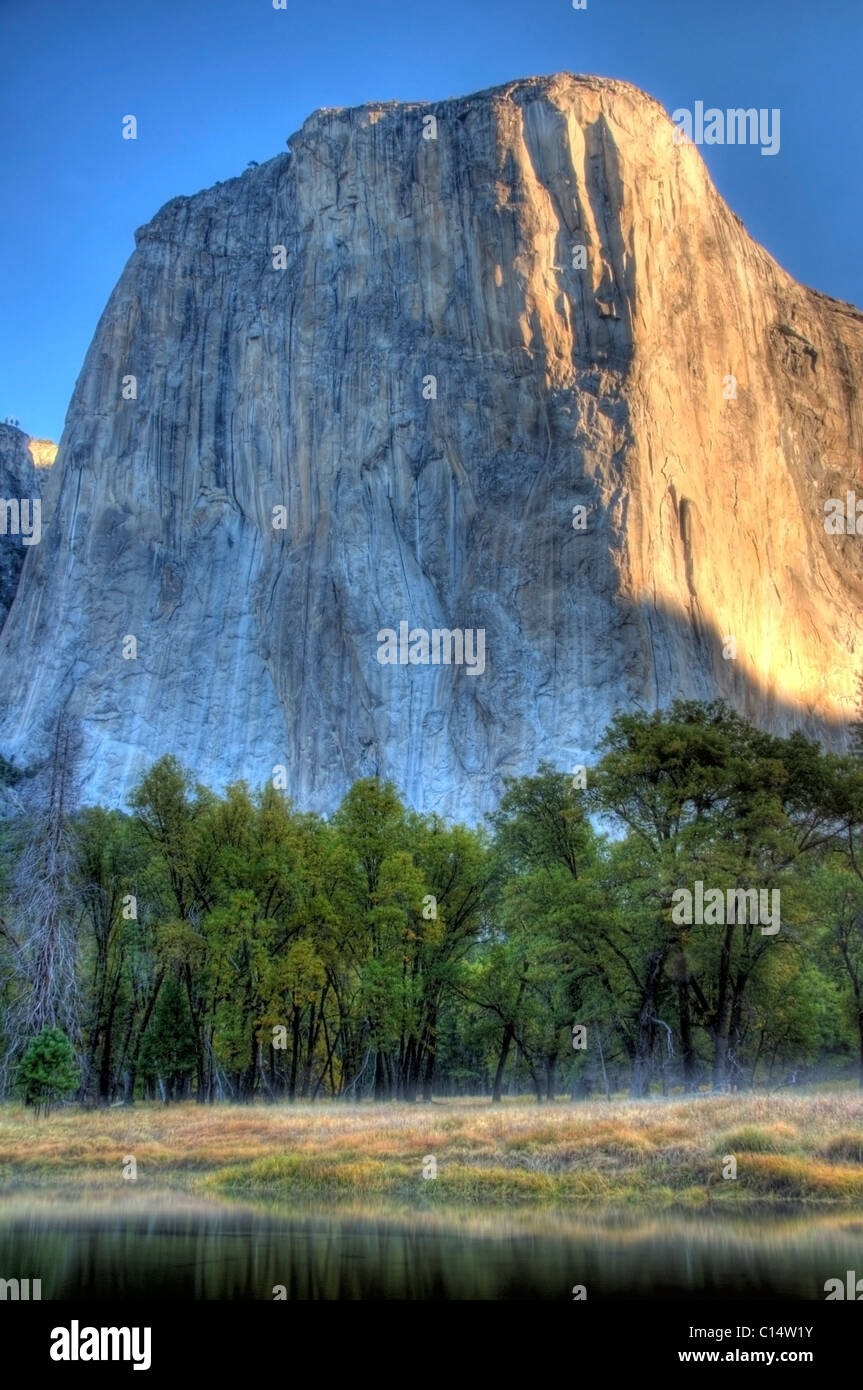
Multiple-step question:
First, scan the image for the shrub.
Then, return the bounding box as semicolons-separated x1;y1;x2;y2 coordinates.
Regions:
714;1124;797;1155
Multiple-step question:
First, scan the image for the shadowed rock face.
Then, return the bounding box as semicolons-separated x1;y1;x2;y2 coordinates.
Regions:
1;73;862;817
0;424;39;632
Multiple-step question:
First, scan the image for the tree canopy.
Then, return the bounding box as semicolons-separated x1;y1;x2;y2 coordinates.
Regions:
3;701;863;1103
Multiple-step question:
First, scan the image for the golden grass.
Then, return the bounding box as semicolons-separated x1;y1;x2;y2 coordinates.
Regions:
0;1092;862;1210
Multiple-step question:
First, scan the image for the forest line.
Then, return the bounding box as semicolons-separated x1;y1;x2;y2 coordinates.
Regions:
3;699;863;1107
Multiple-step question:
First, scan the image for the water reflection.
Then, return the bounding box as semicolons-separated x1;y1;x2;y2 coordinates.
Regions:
1;1198;861;1299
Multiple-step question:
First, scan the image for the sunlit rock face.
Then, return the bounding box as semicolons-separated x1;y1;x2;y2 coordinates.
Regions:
1;73;862;817
0;423;40;633
28;439;58;469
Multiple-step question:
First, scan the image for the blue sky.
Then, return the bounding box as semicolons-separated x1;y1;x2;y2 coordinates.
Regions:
1;0;861;440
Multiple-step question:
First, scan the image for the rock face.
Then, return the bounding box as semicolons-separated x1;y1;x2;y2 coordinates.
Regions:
0;423;40;633
28;439;58;470
1;73;862;817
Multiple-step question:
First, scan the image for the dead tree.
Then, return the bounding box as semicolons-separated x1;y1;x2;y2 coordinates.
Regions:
0;714;83;1091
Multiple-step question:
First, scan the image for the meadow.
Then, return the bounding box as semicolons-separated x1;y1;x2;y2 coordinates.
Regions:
2;1092;863;1212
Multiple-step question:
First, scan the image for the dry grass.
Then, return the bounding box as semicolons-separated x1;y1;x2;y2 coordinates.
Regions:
1;1092;862;1210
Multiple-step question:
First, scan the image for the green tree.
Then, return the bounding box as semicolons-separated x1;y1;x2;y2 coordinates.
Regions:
138;977;198;1101
16;1026;80;1115
484;766;607;1101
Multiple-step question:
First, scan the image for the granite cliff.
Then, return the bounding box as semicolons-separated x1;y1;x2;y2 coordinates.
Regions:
0;423;40;632
2;73;862;817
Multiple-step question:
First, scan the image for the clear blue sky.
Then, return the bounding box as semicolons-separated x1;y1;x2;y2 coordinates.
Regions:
1;0;860;440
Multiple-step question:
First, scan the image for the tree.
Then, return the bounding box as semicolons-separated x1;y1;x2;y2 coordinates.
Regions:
481;767;608;1101
851;667;863;759
16;1026;80;1115
587;702;824;1094
138;977;197;1101
75;807;144;1103
7;700;863;1108
0;715;82;1092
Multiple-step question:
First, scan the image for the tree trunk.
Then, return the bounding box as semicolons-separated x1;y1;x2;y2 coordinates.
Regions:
420;1038;435;1103
545;1054;556;1102
630;949;666;1098
300;1001;318;1100
373;1050;387;1101
677;979;697;1093
401;1036;417;1102
125;967;165;1105
491;1022;515;1103
97;972;122;1102
288;1004;301;1100
712;923;736;1091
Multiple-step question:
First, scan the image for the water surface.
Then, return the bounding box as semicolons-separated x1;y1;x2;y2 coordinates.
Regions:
1;1197;860;1299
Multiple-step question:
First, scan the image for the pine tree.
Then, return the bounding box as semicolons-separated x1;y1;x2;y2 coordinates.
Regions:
16;1026;80;1116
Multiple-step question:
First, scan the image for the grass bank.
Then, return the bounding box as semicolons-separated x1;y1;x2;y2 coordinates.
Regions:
1;1093;863;1211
